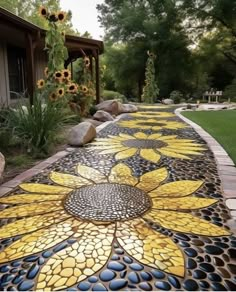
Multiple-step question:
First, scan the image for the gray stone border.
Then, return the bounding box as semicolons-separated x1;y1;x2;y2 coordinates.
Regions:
0;114;127;197
176;108;236;223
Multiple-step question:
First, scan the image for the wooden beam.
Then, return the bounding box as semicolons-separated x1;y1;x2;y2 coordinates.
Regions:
95;50;100;104
25;33;35;105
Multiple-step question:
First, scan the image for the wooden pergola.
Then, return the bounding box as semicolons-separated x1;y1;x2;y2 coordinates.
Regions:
0;7;104;105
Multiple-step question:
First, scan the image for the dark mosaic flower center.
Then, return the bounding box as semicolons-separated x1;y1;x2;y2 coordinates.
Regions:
122;139;167;149
64;183;151;221
138;122;166;127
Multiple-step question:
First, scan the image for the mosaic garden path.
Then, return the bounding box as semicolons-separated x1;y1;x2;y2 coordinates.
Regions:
0;105;236;291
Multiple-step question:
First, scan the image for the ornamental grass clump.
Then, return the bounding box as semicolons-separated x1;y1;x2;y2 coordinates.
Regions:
6;94;75;155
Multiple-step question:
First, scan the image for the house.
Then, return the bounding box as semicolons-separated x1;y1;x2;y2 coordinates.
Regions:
0;6;104;106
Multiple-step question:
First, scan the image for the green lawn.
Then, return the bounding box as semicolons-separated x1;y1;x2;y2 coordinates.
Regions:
182;110;236;164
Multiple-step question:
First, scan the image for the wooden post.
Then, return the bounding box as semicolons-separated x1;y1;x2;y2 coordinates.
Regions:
25;33;35;105
95;50;100;104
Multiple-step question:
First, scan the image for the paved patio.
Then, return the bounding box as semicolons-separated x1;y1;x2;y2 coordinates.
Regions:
0;105;235;291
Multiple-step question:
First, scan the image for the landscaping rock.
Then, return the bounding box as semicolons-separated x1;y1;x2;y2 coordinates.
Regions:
68;122;96;146
96;100;122;115
162;99;174;105
93;110;114;122
119;104;138;113
83;119;103;128
0;152;5;180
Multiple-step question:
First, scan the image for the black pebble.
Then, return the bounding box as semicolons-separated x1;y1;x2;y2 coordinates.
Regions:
107;262;126;272
154;281;171;290
208;273;222;282
92;283;107;291
199;263;215;272
186;258;197;269
184;248;197;257
167;275;181;289
205;245;223;255
99;270;116;282
128;272;140;284
193;269;207;279
109;279;128;290
183;279;199;291
139;282;152;291
211;282;227;291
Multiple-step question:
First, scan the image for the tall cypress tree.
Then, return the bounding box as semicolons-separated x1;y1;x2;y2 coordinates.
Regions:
142;51;159;104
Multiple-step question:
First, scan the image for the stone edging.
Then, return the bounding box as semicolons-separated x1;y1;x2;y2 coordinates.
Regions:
0;114;127;197
175;108;236;224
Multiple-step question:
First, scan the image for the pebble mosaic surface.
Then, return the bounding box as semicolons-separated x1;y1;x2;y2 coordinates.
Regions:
0;105;236;291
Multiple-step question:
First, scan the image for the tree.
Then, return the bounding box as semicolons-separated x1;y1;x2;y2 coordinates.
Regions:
97;0;193;98
142;51;159;103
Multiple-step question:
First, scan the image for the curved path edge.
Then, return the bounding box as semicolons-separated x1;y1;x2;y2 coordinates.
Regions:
175;108;236;225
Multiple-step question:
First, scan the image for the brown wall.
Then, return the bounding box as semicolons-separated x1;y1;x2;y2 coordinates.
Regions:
0;42;10;106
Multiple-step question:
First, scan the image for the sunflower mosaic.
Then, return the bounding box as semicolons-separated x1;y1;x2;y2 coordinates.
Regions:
130;111;175;118
89;132;206;163
138;105;171;109
0;163;230;290
118;118;187;131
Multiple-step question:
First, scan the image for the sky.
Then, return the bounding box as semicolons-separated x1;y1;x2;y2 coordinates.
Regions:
60;0;105;40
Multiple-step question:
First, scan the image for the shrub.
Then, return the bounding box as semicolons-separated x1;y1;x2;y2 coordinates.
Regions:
102;90;127;102
5;94;75;154
170;90;184;104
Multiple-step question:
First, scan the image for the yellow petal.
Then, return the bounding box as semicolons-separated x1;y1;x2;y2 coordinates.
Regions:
153;197;218;210
133;132;148;139
36;222;115;290
0;202;63;218
157;135;178;141
0;218;81;263
147;133;162;140
144;210;231;236
167;146;206;151
158;149;191;160
20;183;72;195
0;210;71;239
76;164;107;183
108;163;138;186
137;168;168;192
164;148;204;155
115;148;137;160
98;147;127;155
116;218;184;277
140;149;161;163
149;180;203;198
0;193;65;204
119;133;136;139
49;172;91;188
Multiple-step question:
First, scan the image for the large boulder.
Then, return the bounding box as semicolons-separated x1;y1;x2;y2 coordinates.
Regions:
82;119;103;128
68;122;96;146
118;104;138;114
93;110;114;122
96;100;122;115
162;99;174;105
0;152;5;181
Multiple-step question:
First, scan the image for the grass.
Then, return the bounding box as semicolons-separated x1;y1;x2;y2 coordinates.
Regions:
182;110;236;164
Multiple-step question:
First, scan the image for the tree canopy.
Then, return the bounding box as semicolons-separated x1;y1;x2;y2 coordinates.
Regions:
98;0;236;100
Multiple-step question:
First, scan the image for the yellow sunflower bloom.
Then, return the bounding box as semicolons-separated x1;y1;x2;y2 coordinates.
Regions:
39;6;47;17
54;71;63;81
57;11;66;22
37;79;45;89
0;164;229;290
67;83;78;94
84;56;90;67
130;111;175;118
57;87;65;97
81;85;89;94
118;118;187;131
89;132;206;163
44;67;49;78
62;69;71;80
49;92;58;102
